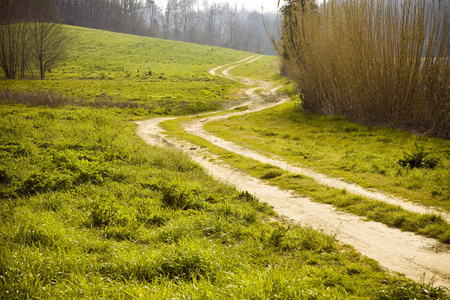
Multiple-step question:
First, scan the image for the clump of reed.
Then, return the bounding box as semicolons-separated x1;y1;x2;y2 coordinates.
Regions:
278;0;450;139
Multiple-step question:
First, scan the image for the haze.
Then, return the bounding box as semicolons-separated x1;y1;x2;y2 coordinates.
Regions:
155;0;281;13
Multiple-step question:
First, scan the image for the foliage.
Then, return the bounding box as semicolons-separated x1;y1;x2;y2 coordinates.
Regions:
398;143;440;170
277;0;450;138
0;105;447;298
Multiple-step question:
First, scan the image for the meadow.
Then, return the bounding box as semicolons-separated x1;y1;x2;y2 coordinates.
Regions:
3;107;447;298
159;56;450;244
0;25;250;115
0;26;449;298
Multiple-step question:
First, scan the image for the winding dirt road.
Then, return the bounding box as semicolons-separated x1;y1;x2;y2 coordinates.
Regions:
136;56;450;287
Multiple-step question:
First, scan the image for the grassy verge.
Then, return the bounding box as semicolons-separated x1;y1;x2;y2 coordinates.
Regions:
161;114;450;244
206;102;450;211
3;105;448;298
229;56;281;81
0;25;250;115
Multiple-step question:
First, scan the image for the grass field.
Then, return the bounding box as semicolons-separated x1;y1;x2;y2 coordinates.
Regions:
1;25;251;115
162;112;450;244
1;26;449;298
3;107;447;298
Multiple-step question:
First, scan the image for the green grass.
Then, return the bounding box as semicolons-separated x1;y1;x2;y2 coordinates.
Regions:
230;56;281;81
2;106;447;298
208;61;450;213
161;115;450;244
1;25;251;115
206;102;450;211
0;25;448;297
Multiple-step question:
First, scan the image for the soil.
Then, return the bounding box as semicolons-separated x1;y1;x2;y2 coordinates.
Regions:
136;56;450;287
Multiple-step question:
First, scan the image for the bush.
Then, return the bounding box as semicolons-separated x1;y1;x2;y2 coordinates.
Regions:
398;143;439;170
278;0;450;138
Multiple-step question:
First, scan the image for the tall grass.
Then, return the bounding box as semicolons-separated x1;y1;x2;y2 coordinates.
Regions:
0;88;146;109
0;88;224;115
278;0;450;138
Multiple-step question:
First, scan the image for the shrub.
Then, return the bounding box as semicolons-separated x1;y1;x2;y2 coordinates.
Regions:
398;143;439;170
278;0;450;138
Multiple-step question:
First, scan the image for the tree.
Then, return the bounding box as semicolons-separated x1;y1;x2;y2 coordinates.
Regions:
225;4;240;49
0;0;67;80
28;0;67;80
145;0;160;37
0;0;29;79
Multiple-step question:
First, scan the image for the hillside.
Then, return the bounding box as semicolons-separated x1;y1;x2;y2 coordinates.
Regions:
1;25;252;114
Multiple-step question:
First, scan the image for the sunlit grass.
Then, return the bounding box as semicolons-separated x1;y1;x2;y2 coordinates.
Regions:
2;105;444;298
0;24;448;298
161;114;450;244
205;102;450;212
0;25;251;114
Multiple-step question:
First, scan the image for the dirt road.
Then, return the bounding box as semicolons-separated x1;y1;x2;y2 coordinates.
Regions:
136;56;450;287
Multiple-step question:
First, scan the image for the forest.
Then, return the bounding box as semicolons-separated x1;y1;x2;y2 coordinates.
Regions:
54;0;279;54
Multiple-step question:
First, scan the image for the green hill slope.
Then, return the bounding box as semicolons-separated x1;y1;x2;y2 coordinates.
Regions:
1;25;251;114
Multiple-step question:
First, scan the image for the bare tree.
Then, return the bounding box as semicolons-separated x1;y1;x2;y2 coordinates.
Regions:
0;0;67;80
203;1;219;45
225;4;240;49
179;0;197;41
0;0;29;79
145;0;160;37
28;0;67;80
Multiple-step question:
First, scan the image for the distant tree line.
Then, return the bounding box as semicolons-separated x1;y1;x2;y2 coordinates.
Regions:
0;0;66;79
54;0;279;54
